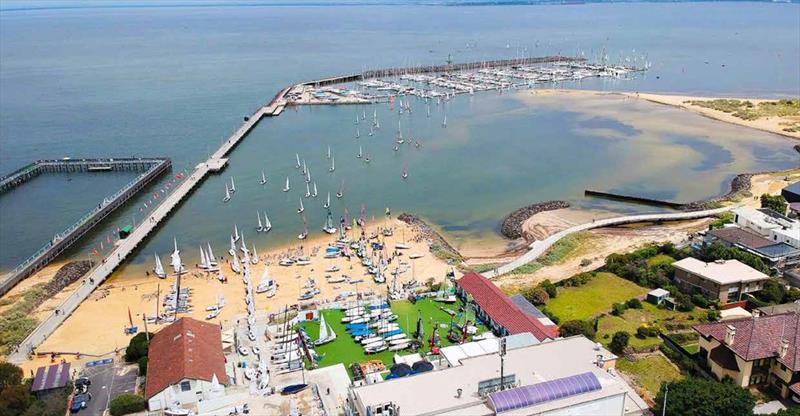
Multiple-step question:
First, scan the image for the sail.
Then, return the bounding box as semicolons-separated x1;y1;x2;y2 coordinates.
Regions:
200;247;207;268
264;212;271;229
171;247;182;274
319;314;329;340
230;235;236;253
234;224;240;240
154;254;165;276
207;243;217;264
257;212;263;228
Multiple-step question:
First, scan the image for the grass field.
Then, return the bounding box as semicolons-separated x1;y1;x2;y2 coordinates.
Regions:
545;272;649;322
597;302;706;349
617;354;683;396
297;298;487;377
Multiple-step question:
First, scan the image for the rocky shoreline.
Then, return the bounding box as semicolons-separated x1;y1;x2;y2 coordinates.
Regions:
397;213;462;263
682;173;754;211
500;200;571;240
45;261;94;296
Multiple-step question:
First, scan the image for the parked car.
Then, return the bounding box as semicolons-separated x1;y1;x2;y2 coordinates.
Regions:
70;393;92;413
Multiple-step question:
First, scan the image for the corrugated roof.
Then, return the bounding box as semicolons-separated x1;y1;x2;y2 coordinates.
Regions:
708;227;776;249
456;272;558;340
488;372;602;413
144;317;227;399
31;363;71;392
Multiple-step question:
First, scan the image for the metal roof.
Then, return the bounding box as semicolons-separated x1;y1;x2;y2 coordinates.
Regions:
488;372;602;413
31;363;71;392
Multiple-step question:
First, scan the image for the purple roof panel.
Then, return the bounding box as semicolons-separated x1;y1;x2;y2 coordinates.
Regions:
489;372;602;413
31;363;71;392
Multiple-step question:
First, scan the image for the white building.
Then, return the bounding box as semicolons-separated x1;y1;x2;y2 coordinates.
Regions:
145;317;228;411
733;207;800;249
346;336;648;416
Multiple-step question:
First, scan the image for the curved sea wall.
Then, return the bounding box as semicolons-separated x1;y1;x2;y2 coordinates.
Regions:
397;213;462;262
500;200;570;240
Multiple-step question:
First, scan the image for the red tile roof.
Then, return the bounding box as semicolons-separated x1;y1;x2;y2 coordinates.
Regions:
694;312;800;371
456;272;558;340
144;317;227;399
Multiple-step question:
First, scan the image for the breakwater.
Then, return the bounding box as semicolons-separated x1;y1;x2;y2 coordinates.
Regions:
500;201;571;240
397;213;462;262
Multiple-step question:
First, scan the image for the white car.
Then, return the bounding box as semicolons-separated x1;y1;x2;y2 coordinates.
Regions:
238;346;249;356
252;345;261;355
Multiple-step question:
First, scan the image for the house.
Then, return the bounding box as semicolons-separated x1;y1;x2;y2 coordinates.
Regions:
145;317;228;411
346;336;648;416
756;302;800;316
646;288;671;306
705;227;800;269
782;182;800;204
694;312;800;400
455;272;558;341
31;363;70;398
733;207;800;249
672;257;770;304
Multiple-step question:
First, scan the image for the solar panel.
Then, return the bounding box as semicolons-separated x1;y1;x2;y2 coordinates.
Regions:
488;372;602;413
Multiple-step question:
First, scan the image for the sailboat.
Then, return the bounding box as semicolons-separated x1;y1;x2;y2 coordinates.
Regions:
355;127;360;138
229;235;236;256
323;210;337;234
329;156;335;172
402;166;408;179
362;109;367;120
223;183;231;203
251;245;260;264
295;153;301;169
305;167;312;184
297;198;305;214
312;183;318;198
256;268;276;296
396;120;404;144
326;146;331;160
372;109;378;126
283;176;291;192
263;212;272;232
323;192;330;209
153;253;166;278
336;180;345;199
426;104;431;118
231;252;242;274
257;212;264;232
230;176;236;193
298;216;308;240
171;238;186;275
442;114;447;128
314;313;337;345
206;243;218;266
357;146;363;159
239;232;248;254
260;170;267;185
200;246;219;272
302;160;307;176
368;125;374;136
355;114;359;125
233;224;241;242
304;182;311;198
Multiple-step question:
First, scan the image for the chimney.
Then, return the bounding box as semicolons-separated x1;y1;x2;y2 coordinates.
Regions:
780;339;789;358
725;325;736;346
752;309;761;318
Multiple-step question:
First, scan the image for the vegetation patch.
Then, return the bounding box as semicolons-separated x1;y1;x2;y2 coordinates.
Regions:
597;302;705;349
617;354;683;396
545;272;648;322
687;98;800;120
509;233;588;275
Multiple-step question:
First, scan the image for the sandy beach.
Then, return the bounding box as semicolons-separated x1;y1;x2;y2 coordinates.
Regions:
12;217;454;373
530;89;800;140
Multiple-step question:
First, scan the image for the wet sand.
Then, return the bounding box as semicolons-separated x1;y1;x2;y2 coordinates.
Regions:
16;218;453;373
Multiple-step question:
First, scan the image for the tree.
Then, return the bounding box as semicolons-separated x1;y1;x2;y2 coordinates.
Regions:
611;303;627;316
675;293;695;312
124;332;153;363
539;280;557;298
760;194;788;214
609;331;630;355
138;356;148;376
525;287;549;306
559;320;595;339
0;362;23;392
0;384;31;416
654;378;755;416
109;394;146;416
757;279;786;305
625;298;642;309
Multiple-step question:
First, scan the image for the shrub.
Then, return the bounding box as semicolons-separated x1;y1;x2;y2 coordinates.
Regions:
636;325;659;338
625;298;642;309
609;331;630;355
760;194;787;214
611;303;627;316
560;320;595;340
109;394;146;416
675;293;695;312
137;356;148;376
528;288;550;306
654;377;755;416
124;332;153;363
539;280;557;298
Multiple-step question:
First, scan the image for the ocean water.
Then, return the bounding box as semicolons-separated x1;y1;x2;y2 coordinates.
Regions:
1;2;798;271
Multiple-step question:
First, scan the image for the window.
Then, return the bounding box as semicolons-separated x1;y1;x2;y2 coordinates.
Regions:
180;381;191;392
781;363;788;372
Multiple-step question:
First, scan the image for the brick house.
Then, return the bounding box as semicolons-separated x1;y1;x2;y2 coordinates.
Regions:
672;257;769;304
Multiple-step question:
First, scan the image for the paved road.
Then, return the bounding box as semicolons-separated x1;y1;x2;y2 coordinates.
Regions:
8;101;286;365
81;361;138;416
491;206;734;277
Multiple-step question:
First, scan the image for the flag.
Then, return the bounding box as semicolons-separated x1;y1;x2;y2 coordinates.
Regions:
128;307;133;327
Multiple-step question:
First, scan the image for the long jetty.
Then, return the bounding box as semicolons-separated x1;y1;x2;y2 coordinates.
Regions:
0;158;171;296
6;55;577;364
492;206;734;277
584;189;686;209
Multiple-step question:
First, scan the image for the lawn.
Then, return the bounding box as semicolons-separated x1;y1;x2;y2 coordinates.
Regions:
616;354;683;397
545;272;649;322
597;302;706;349
297;298;487;377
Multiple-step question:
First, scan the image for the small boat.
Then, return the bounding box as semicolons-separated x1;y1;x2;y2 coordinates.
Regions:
153;253;166;278
389;342;410;351
297;198;305;214
395;243;411;250
251;245;260;264
298;291;315;300
360;336;383;345
296;258;311;266
278;258;294;266
322;210;337;234
355;127;360;138
263;212;272;232
223;183;231;202
365;344;387;354
325;265;340;273
314;314;337;345
260;170;267;185
304;182;311;198
230;252;241;274
257;211;264;232
228;235;236;256
326;146;331;159
206;243;218;266
442;114;447;128
295;153;301;169
323;192;330;209
327;276;346;284
364;340;385;349
402;166;408;179
384;334;406;341
329;156;335;173
312;182;318;198
368;125;374;136
281;384;309;395
256;269;276;293
230;176;236;193
233;224;241;242
336;180;344;199
298;216;308;240
389;338;410;345
364;154;371;163
206;309;220;320
283;176;291;192
356;146;363;159
170;238;186;275
409;253;424;259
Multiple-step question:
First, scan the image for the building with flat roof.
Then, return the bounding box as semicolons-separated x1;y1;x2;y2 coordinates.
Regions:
31;362;71;397
783;182;800;204
672;257;770;304
705;227;800;269
733;207;800;249
455;272;558;341
346;336;648;416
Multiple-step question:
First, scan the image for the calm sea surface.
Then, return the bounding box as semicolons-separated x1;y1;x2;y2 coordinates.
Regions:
1;2;799;270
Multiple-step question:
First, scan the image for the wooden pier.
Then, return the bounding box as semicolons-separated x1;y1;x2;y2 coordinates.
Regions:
0;158;172;296
584;189;686;209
